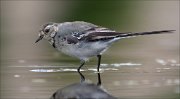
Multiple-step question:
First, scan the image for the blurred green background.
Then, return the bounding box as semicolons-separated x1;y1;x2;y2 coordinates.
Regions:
0;0;179;99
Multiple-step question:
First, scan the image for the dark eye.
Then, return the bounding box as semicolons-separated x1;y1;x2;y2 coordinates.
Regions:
44;29;50;33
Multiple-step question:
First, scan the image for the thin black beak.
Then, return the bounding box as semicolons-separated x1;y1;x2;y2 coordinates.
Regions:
35;35;44;43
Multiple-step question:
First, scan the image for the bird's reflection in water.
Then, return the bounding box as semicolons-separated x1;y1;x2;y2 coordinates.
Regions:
50;82;117;99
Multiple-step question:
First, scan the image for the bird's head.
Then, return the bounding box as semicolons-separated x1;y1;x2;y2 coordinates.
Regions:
35;22;58;43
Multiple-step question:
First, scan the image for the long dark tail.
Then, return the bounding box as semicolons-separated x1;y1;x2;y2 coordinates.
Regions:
117;30;175;38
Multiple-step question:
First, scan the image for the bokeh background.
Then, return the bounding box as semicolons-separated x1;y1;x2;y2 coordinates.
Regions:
0;0;179;99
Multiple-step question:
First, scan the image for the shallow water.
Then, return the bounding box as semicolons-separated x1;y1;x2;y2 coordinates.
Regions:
1;58;179;99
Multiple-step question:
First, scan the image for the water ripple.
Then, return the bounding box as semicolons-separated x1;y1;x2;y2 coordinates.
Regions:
156;59;179;66
101;62;142;67
30;67;119;73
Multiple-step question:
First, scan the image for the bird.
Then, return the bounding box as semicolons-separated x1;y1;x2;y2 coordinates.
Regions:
35;21;174;85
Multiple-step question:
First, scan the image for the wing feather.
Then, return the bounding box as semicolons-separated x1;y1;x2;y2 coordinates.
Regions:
79;29;175;42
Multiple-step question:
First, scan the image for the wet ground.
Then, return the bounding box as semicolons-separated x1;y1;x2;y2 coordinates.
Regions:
1;58;179;99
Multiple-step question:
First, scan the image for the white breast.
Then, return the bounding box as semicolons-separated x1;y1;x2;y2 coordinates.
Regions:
58;41;109;61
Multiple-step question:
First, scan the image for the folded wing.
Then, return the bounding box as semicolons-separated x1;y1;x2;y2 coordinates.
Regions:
79;28;175;42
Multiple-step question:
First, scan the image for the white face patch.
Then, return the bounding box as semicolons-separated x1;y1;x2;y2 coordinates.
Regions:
46;25;52;29
50;31;56;37
50;25;58;37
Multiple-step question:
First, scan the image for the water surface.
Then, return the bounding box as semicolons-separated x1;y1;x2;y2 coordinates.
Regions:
1;58;179;99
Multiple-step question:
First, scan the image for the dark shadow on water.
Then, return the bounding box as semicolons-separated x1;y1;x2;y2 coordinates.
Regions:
50;82;117;99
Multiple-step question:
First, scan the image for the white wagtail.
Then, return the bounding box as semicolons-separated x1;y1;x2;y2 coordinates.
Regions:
35;21;174;85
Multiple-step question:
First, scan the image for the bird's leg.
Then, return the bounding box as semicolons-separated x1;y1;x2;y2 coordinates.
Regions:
77;60;85;83
97;55;102;86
